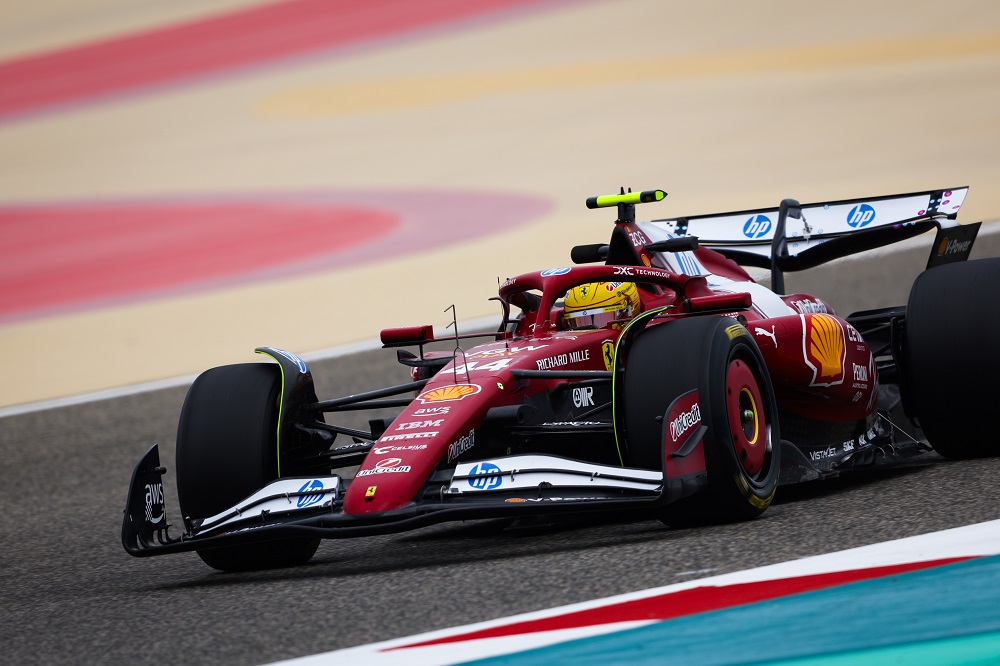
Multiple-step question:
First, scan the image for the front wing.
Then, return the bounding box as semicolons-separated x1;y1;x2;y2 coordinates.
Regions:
122;445;704;558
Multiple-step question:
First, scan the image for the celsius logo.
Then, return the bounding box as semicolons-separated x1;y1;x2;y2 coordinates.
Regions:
846;204;876;228
296;479;325;508
743;215;772;239
468;462;502;490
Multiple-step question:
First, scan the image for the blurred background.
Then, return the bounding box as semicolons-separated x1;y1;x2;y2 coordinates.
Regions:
2;0;999;407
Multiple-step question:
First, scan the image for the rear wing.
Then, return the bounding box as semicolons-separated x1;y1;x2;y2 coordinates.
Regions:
641;187;978;292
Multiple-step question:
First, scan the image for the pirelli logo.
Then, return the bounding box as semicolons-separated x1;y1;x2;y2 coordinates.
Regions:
725;324;746;340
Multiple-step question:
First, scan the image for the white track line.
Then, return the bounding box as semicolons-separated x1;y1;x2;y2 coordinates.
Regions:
0;315;499;418
267;518;1000;665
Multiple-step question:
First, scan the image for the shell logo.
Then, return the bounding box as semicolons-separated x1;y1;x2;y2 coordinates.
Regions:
804;314;845;385
416;383;482;403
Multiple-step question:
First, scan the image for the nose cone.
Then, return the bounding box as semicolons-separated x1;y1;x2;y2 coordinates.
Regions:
342;453;428;514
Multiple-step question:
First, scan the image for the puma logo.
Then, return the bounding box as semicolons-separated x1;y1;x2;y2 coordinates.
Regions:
754;325;778;348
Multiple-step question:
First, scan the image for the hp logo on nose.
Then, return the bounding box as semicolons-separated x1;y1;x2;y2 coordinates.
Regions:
846;204;876;228
468;462;502;490
743;215;772;239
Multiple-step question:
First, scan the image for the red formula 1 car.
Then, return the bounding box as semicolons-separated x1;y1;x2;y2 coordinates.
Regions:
123;186;998;571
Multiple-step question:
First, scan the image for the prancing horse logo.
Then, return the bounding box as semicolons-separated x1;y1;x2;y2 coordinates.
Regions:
601;340;615;370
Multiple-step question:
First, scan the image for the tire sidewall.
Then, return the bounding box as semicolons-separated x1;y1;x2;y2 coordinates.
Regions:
701;322;780;512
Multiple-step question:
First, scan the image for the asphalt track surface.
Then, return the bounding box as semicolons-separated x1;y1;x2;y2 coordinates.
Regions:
4;238;1000;666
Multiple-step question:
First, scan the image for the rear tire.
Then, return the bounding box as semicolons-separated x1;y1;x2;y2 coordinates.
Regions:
622;317;780;525
176;363;320;571
904;258;1000;458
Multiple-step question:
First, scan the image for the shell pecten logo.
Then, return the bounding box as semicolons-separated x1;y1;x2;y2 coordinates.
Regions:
417;383;482;403
804;313;845;385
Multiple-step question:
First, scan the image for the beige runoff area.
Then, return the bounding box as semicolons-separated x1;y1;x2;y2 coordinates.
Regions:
1;0;1000;408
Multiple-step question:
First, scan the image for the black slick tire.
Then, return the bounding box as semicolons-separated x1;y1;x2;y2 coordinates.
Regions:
904;258;1000;458
176;363;320;571
622;317;780;525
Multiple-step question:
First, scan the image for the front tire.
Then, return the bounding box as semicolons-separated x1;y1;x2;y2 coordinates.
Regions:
622;317;780;525
176;363;320;571
904;258;1000;458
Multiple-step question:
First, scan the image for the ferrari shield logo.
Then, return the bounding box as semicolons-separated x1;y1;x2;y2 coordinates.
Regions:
601;341;615;370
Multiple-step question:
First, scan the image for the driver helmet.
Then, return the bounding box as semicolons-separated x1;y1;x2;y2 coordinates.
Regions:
563;281;641;329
